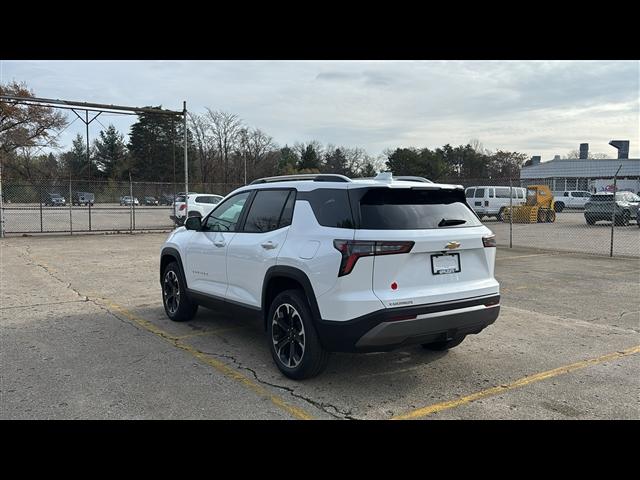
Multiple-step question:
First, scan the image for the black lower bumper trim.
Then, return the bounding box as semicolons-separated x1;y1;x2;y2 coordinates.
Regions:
315;294;500;352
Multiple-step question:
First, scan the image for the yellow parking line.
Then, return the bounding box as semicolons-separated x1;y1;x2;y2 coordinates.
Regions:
392;345;640;420
98;298;315;420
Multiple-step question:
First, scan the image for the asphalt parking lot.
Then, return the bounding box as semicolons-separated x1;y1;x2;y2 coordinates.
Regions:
1;233;639;419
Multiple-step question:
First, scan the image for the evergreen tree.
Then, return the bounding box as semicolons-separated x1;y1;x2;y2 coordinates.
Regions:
277;145;299;174
94;125;128;180
298;144;320;170
60;134;92;178
127;110;194;182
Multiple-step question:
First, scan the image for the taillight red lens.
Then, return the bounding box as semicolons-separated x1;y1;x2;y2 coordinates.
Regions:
333;240;414;276
179;204;186;211
483;234;496;247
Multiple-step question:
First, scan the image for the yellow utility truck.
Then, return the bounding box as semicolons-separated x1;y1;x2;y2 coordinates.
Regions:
502;185;556;223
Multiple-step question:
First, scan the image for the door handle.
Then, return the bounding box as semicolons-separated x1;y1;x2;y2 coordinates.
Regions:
213;240;226;248
261;241;278;250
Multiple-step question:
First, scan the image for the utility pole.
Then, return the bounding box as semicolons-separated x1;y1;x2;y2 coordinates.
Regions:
610;164;622;257
183;101;188;220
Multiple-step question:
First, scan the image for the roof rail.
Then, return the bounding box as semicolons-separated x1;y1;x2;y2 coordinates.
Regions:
395;176;433;183
249;174;352;185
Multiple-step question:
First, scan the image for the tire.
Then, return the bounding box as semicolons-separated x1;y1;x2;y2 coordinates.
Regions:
554;202;565;213
162;261;198;322
546;210;556;222
497;207;505;221
267;289;329;380
422;334;467;351
614;211;630;226
585;215;596;225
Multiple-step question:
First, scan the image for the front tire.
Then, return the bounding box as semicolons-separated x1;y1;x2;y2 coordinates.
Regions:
162;261;198;322
554;202;565;213
422;334;467;351
585;215;596;225
267;289;329;380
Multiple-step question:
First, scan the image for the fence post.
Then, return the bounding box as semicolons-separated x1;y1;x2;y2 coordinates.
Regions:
69;176;73;235
0;162;4;238
88;194;92;231
610;165;622;257
129;173;133;233
509;178;513;248
40;198;43;232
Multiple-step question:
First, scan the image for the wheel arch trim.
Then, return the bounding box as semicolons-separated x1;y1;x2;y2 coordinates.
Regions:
262;266;321;330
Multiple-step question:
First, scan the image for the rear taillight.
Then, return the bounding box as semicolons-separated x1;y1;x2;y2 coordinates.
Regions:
179;204;186;211
483;234;496;247
333;240;414;276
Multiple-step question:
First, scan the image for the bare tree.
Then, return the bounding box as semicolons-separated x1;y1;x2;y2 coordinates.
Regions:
189;112;217;184
239;128;275;182
205;109;244;184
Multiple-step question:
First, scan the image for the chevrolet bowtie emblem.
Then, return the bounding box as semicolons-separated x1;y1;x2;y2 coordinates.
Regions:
446;241;461;250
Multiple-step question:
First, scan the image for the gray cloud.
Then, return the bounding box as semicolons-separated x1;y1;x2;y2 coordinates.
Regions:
1;60;638;160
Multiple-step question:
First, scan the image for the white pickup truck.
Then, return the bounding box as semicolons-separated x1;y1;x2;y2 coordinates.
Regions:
552;191;592;212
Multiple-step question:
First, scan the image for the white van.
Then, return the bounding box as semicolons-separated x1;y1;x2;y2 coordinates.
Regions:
465;186;526;220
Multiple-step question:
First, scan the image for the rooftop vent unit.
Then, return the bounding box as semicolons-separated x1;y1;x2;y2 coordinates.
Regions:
609;140;629;159
579;143;589;160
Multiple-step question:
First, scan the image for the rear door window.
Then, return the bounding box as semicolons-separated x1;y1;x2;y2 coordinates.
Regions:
358;188;482;229
475;188;485;198
242;189;293;233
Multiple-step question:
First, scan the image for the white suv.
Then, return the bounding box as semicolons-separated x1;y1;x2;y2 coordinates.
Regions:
171;193;224;225
552;190;592;212
160;173;500;379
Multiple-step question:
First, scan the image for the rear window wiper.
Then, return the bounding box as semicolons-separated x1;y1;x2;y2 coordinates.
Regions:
438;218;467;227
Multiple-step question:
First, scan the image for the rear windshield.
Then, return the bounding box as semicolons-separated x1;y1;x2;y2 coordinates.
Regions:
358;188;481;229
175;195;186;202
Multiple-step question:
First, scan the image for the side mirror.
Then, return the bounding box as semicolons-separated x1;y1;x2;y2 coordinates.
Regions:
185;216;202;231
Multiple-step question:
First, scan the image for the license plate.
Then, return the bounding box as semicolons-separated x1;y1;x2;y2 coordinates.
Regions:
431;253;461;275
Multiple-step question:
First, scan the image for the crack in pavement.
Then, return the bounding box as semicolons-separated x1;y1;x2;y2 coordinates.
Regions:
14;243;353;419
199;350;356;420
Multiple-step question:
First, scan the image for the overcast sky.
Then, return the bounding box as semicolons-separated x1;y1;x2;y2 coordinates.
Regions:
1;60;638;160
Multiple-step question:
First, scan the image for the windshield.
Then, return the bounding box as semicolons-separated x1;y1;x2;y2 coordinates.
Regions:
358;188;481;229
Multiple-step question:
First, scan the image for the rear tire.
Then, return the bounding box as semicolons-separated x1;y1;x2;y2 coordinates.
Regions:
497;207;505;221
546;210;556;222
585;215;596;225
267;289;329;380
162;261;198;322
615;211;630;226
554;202;565;213
422;334;467;351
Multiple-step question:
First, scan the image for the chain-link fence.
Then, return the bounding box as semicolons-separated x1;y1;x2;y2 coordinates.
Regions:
1;176;638;258
439;176;640;258
0;178;243;235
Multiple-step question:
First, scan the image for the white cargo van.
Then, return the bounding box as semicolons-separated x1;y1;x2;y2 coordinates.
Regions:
465;186;526;220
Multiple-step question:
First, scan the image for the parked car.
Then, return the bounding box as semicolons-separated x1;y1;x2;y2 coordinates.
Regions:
72;191;95;206
465;186;526;220
551;190;592;212
584;192;640;226
160;173;500;379
170;193;224;225
43;193;66;206
119;196;139;206
143;196;159;206
159;194;174;206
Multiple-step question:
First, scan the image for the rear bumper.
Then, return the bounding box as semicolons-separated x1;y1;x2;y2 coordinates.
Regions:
315;294;500;352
